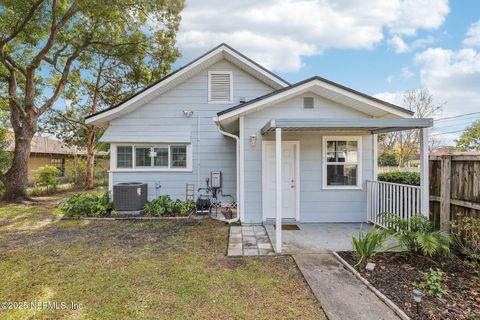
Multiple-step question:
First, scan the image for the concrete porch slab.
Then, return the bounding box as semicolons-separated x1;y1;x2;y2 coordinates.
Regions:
265;223;372;253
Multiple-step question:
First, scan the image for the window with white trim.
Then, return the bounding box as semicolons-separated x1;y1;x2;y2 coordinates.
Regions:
208;71;232;103
323;137;361;188
116;145;189;170
117;146;133;168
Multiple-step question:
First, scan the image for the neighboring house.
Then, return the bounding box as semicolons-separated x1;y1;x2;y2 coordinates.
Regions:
6;135;108;182
86;44;432;241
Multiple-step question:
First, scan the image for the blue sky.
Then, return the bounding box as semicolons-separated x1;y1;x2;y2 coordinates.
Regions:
176;0;480;145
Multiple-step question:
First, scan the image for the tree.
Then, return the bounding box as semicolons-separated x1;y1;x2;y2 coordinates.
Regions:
0;125;11;174
41;29;180;189
378;89;443;166
0;0;184;200
455;120;480;151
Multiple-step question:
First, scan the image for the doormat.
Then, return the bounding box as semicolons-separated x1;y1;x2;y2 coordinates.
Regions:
273;224;300;230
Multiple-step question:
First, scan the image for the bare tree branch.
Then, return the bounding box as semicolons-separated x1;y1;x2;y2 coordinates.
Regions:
39;46;84;115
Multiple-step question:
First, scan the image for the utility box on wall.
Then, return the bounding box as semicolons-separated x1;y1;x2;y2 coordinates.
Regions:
211;171;221;188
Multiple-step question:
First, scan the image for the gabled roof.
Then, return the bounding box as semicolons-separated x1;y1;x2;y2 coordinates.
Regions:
217;76;414;122
85;43;290;126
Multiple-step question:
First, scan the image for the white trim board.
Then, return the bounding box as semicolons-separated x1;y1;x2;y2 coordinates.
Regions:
262;140;300;222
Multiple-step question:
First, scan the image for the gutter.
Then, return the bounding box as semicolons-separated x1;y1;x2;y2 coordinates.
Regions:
213;117;240;224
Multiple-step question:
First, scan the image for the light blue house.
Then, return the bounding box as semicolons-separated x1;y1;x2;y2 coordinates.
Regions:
86;44;432;250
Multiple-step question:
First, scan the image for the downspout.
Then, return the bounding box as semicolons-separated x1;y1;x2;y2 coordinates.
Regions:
214;117;240;224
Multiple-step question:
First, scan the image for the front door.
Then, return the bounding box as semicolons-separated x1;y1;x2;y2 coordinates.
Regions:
263;142;298;220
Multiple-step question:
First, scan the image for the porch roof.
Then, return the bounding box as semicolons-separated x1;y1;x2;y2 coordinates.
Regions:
260;118;433;135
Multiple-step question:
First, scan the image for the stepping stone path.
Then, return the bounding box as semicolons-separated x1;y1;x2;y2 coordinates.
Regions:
228;225;275;256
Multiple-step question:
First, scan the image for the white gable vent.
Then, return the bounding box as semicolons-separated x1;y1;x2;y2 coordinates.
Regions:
208;71;232;103
304;97;314;109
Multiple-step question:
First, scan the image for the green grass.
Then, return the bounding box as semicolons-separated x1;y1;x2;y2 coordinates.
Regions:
0;193;325;319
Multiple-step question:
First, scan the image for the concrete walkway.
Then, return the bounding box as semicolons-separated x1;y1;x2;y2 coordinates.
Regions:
293;253;400;320
227;225;275;256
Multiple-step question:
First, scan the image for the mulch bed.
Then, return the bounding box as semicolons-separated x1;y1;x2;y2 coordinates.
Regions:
338;251;480;320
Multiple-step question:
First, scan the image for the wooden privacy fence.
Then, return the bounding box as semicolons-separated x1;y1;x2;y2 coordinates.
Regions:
429;154;480;232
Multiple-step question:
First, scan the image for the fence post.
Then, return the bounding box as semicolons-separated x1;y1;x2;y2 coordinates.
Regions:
439;155;451;233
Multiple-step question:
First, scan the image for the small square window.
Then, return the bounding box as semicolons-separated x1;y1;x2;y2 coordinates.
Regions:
51;158;65;176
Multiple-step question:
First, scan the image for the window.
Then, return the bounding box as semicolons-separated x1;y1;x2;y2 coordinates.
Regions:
51;158;65;176
208;71;232;103
323;137;361;189
304;97;314;109
116;145;190;170
117;146;133;168
170;145;187;168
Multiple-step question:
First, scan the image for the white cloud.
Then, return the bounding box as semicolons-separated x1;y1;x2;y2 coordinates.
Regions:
414;47;480;115
374;91;404;106
386;75;395;83
388;35;435;53
401;67;414;79
464;20;480;47
178;0;450;72
389;35;409;53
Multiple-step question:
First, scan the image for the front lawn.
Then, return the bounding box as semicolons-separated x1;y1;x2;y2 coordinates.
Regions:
0;193;325;319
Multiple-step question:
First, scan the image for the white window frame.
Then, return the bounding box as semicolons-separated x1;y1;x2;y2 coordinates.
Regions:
112;143;192;172
208;70;233;104
322;136;362;190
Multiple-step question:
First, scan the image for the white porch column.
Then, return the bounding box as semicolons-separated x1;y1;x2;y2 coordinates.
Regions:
373;134;378;180
420;128;429;217
275;128;282;253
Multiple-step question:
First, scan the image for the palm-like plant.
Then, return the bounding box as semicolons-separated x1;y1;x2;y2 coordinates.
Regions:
352;224;391;266
381;213;452;257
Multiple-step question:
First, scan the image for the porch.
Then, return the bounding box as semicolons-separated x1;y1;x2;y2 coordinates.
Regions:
263;118;433;253
265;223;368;253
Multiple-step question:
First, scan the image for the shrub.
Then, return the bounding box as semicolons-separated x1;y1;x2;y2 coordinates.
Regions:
378;171;420;186
352;224;391;266
179;200;196;216
450;215;480;261
59;191;112;218
381;213;452;257
415;268;448;297
65;157;86;186
378;153;399;167
34;165;60;192
143;195;176;217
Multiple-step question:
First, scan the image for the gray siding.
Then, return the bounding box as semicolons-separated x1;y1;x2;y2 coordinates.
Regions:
105;60;274;201
243;93;374;223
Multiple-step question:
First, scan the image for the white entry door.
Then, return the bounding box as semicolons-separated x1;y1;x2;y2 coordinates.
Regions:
263;142;298;220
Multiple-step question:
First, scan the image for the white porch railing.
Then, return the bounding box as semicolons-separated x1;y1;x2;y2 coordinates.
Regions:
367;180;421;228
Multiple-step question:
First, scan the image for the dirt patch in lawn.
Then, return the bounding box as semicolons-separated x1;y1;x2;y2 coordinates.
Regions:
0;194;326;319
338;251;480;320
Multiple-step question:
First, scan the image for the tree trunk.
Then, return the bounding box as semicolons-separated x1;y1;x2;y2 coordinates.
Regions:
1;127;35;201
85;124;96;189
